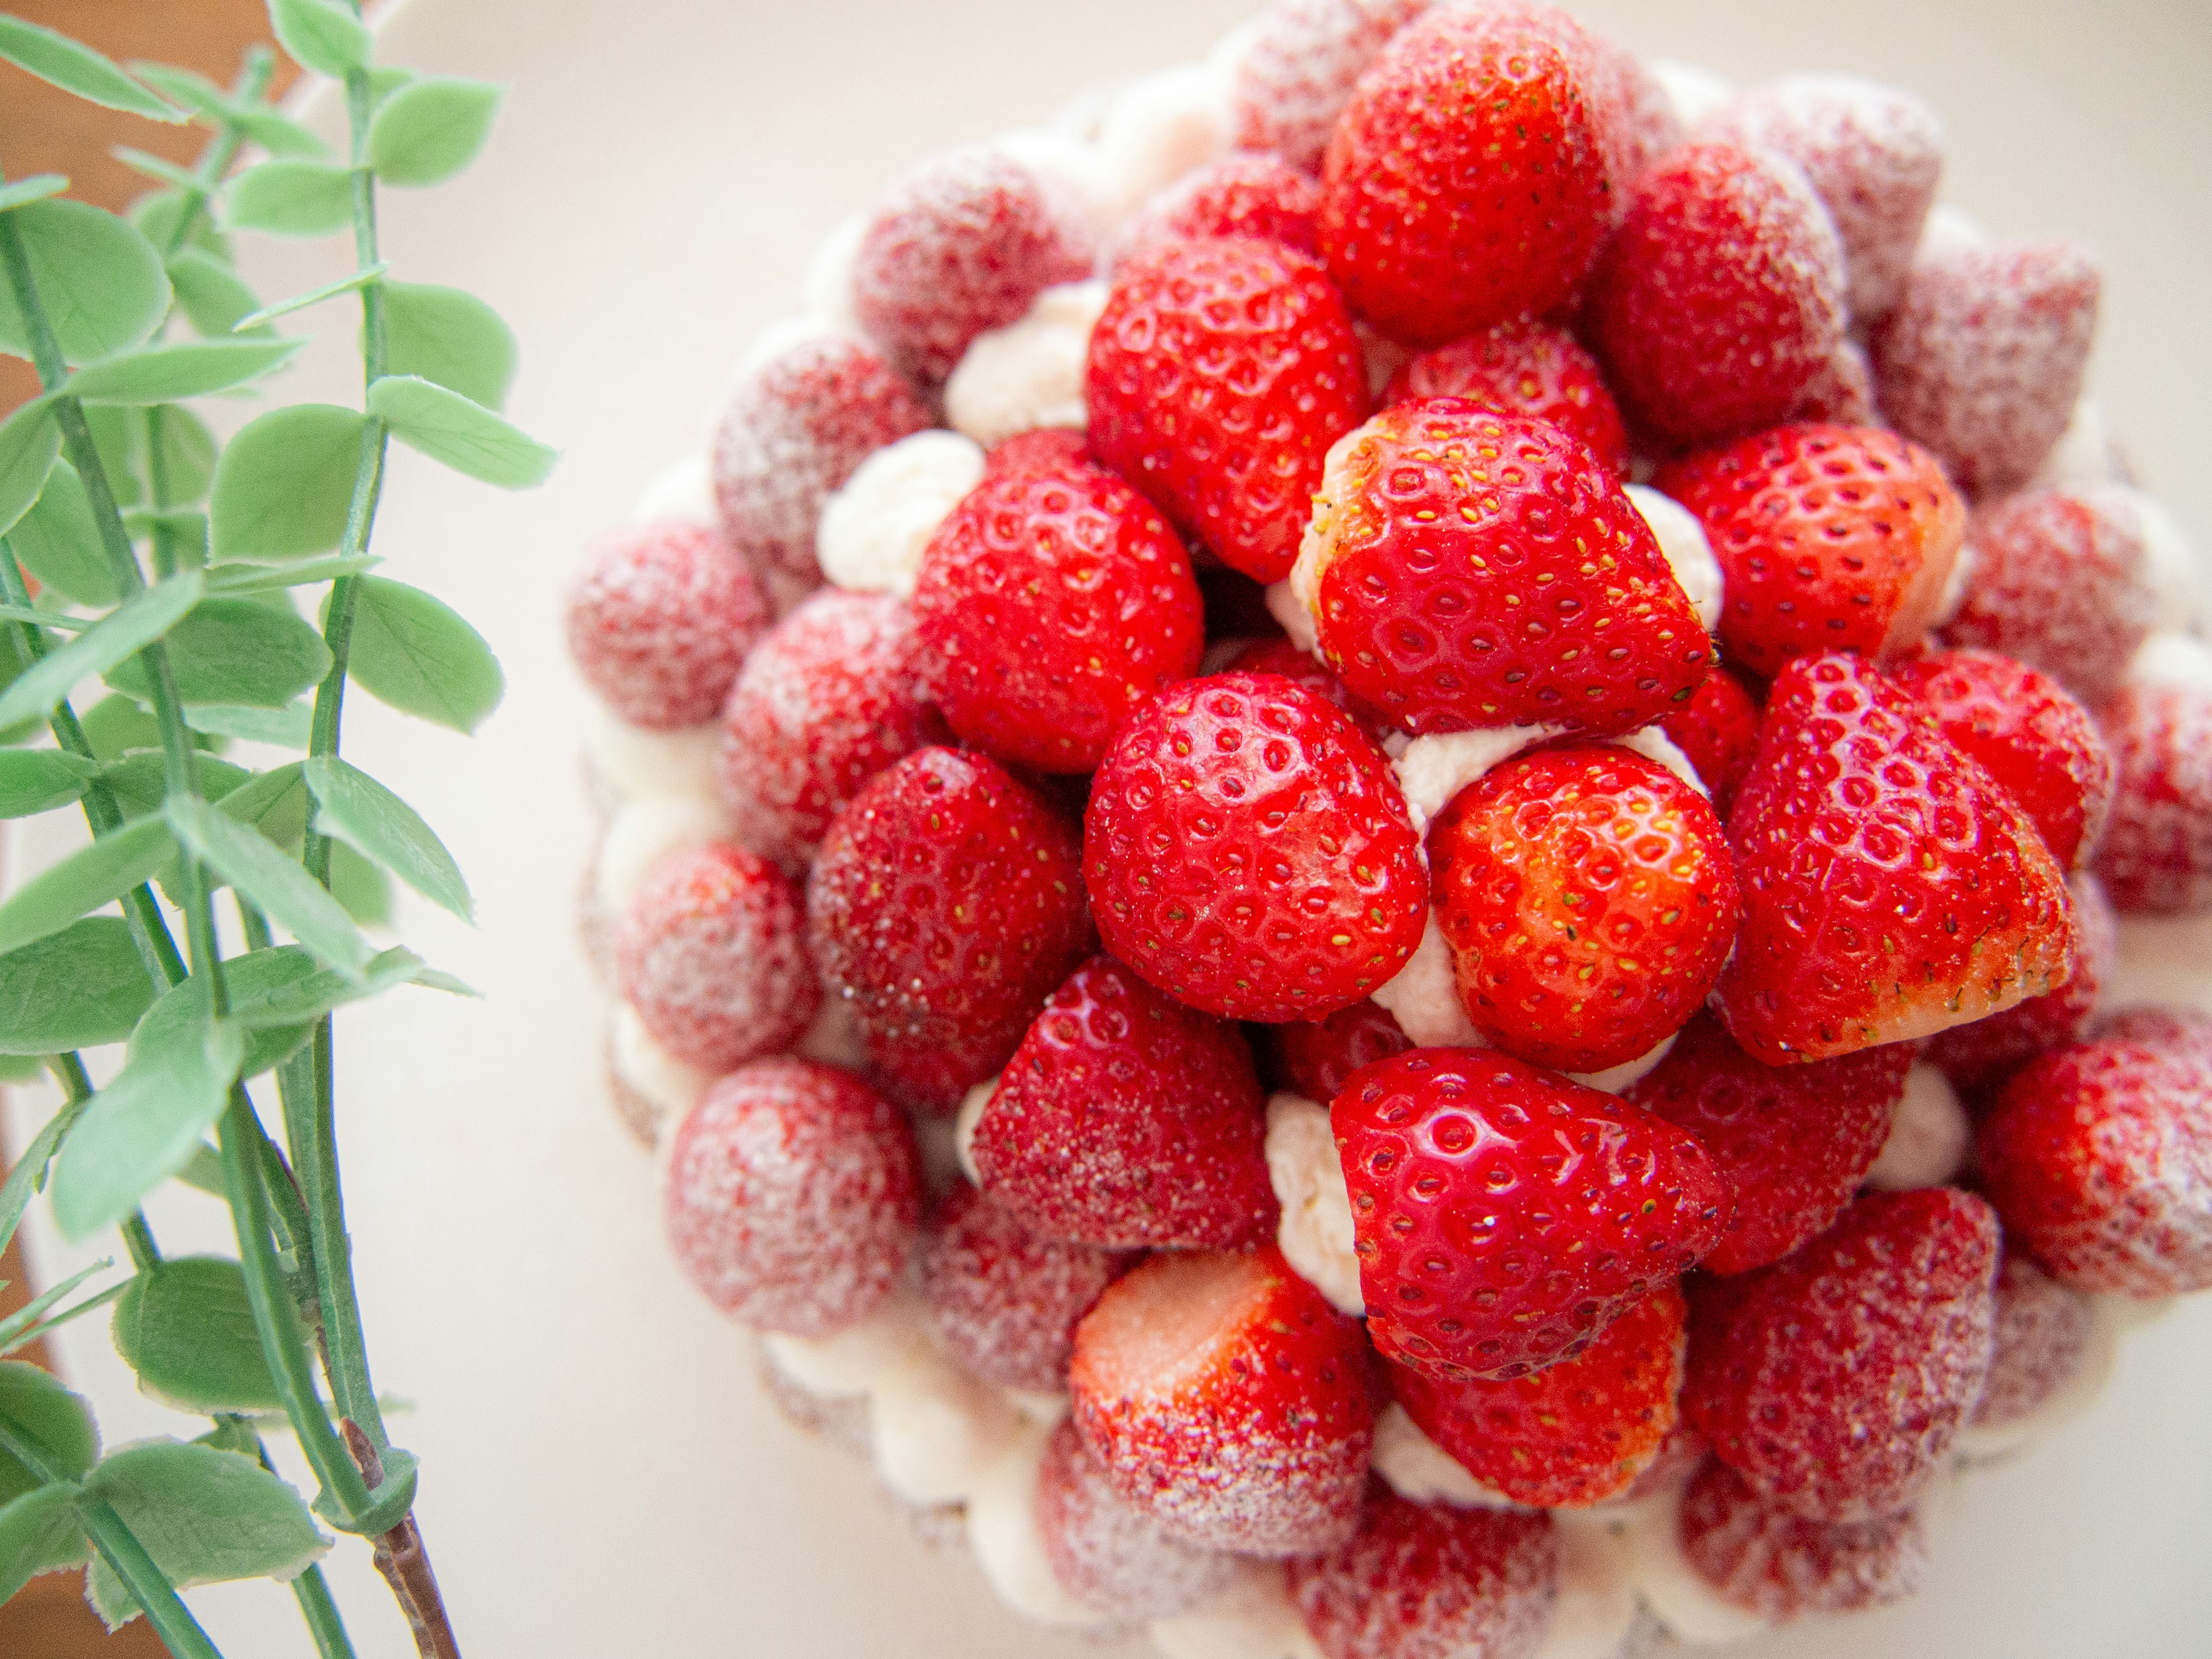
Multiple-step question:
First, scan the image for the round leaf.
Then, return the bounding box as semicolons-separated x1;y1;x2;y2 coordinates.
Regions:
380;281;517;411
0;1484;90;1606
0;749;97;818
224;160;355;237
167;247;267;339
209;403;366;561
342;575;504;733
0;397;60;541
0;1359;99;1503
147;403;218;507
9;456;118;606
0;199;171;366
266;0;372;78
366;77;503;188
303;756;472;919
110;1257;282;1413
50;1012;247;1241
66;337;303;405
366;373;554;488
0;916;158;1055
104;596;334;709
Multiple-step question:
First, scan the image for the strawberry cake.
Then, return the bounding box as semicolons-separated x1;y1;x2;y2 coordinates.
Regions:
562;4;2212;1654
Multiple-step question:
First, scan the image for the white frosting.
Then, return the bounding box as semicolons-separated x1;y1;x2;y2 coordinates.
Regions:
1092;61;1236;221
1933;537;1977;628
609;1002;713;1132
2032;397;2123;493
1566;1031;1680;1097
817;429;986;600
1865;1063;1969;1191
1392;723;1709;840
954;1077;996;1187
1372;1404;1522;1510
1264;1094;1363;1316
1623;1482;1773;1646
631;452;715;525
945;281;1108;448
1149;1565;1327;1659
804;213;867;336
1264;579;1320;656
1955;1296;2125;1462
582;697;725;803
761;1291;937;1399
966;1418;1111;1628
1370;913;1486;1048
594;793;736;916
1626;484;1725;635
2124;631;2212;695
1647;58;1735;125
2128;491;2212;637
1536;1517;1640;1659
1915;203;1988;263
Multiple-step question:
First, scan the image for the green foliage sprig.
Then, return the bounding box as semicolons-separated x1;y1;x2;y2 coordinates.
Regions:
0;5;551;1653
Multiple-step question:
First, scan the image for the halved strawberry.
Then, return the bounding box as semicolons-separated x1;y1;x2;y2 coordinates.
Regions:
919;1183;1130;1393
1924;872;2114;1093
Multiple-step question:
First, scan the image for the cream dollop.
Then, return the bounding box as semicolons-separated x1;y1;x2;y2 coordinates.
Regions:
945;281;1108;448
594;793;734;917
1093;62;1236;221
1865;1063;1970;1191
1370;913;1485;1048
1372;1404;1522;1510
630;453;715;525
817;429;986;599
1392;723;1709;839
582;697;725;804
1150;1565;1327;1659
1265;1094;1363;1316
965;1418;1110;1627
1625;483;1725;635
1535;1518;1639;1659
1622;1482;1774;1646
608;1002;713;1134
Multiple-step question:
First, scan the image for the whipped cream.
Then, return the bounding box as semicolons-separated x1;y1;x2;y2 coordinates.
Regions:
1000;126;1123;241
1150;1565;1327;1659
1392;722;1709;839
1565;1031;1679;1097
581;696;725;804
1622;1481;1774;1647
630;452;715;525
608;1002;713;1133
594;792;736;918
1372;1403;1522;1510
1265;1094;1363;1316
2103;913;2212;1020
1625;483;1725;634
1932;536;1976;628
803;214;867;337
953;1077;997;1187
1914;203;1987;262
2130;494;2212;638
1093;62;1236;221
1865;1063;1969;1191
2032;397;2124;494
1647;58;1734;125
1537;1517;1640;1659
1370;912;1486;1048
945;281;1108;449
1264;578;1320;656
817;429;985;599
966;1418;1111;1628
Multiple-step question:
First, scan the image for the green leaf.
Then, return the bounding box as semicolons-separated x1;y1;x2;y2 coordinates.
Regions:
105;596;331;709
0;1098;77;1259
209;404;365;562
174;1141;225;1198
0;917;157;1054
66;338;303;405
329;839;391;927
207;554;377;595
0;1359;99;1502
342;575;503;732
121;61;227;123
380;281;516;411
301;757;471;919
126;189;228;265
77;695;158;760
84;1440;329;1627
97;752;253;823
0;571;202;734
0;1259;115;1356
0;175;70;214
225;160;354;237
129;945;333;1080
367;77;502;188
9;457;117;606
215;760;306;843
49;1012;245;1240
166;797;372;978
0;814;175;956
130;65;330;158
0;200;171;367
0;1483;89;1605
367;65;416;106
227;103;332;160
145;404;218;508
111;146;203;194
266;0;374;77
0;749;98;817
168;248;267;340
0;396;60;541
79;404;145;507
182;701;311;747
111;1257;282;1413
367;374;553;488
232;262;388;332
0;17;184;123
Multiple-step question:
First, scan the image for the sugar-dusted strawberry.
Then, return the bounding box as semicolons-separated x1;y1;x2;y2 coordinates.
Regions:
1685;1187;1999;1520
1382;320;1631;476
1296;404;1710;737
1658;666;1762;819
1086;236;1367;584
1925;873;2113;1092
808;747;1091;1109
1619;1420;1713;1504
1118;151;1322;264
1790;336;1878;425
2094;682;2212;914
971;955;1277;1249
1944;488;2156;709
1267;998;1412;1107
1969;1253;2100;1436
1714;653;2076;1063
1318;5;1620;345
1034;1418;1244;1622
1589;30;1684;189
1084;672;1428;1021
2096;1004;2212;1055
1069;1245;1375;1555
715;589;946;864
853;144;1097;387
1676;1460;1927;1623
911;451;1204;774
1288;1483;1559;1659
1625;1013;1908;1274
712;332;932;611
1889;648;2114;870
664;1058;921;1335
1653;425;1965;679
1872;239;2102;497
1229;0;1434;173
1221;636;1386;737
919;1183;1128;1392
1336;1048;1726;1380
1977;1036;2212;1297
1589;144;1846;450
615;843;820;1074
1392;1282;1688;1508
566;520;770;729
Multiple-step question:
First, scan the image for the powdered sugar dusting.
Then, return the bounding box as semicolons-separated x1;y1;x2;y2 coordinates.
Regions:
1037;1417;1245;1620
565;520;771;729
1676;1459;1927;1623
1228;0;1432;172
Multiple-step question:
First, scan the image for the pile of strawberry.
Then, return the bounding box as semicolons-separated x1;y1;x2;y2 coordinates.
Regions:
566;2;2212;1653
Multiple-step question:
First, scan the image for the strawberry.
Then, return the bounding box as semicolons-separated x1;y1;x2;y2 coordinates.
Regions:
1976;1036;2212;1297
971;954;1278;1249
1083;672;1429;1021
1618;1420;1712;1504
664;1058;922;1336
1069;1245;1376;1555
1624;1012;1910;1274
1220;635;1387;737
1676;1460;1927;1623
1033;1418;1243;1622
1429;744;1738;1073
1713;652;2077;1064
1317;5;1622;345
1381;319;1631;476
566;520;770;729
1872;238;2102;497
911;449;1205;774
1588;143;1847;450
1391;1282;1688;1508
984;427;1093;477
1086;236;1368;583
2095;1004;2212;1055
806;747;1092;1109
1118;151;1322;264
1658;666;1762;820
1229;0;1434;173
918;1182;1129;1392
2093;683;2212;913
1684;1187;1999;1521
1334;1048;1726;1381
1287;1483;1559;1659
1790;336;1878;425
1296;404;1711;737
1267;998;1412;1107
1969;1252;2100;1435
1652;425;1966;680
1924;873;2113;1092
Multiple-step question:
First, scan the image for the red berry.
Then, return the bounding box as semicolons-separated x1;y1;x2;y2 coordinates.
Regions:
1229;0;1435;173
984;427;1092;477
1970;1253;2100;1435
971;955;1277;1249
1925;873;2115;1093
919;1183;1127;1392
1220;636;1387;737
1382;320;1631;476
566;520;770;729
1086;236;1368;584
1335;1047;1726;1381
1118;151;1322;263
1084;672;1429;1021
1684;1187;1999;1521
1034;1418;1243;1622
2094;683;2212;914
1658;667;1763;820
1789;336;1878;425
1676;1460;1926;1622
2095;1004;2212;1055
664;1058;921;1335
1267;998;1412;1106
1069;1246;1376;1556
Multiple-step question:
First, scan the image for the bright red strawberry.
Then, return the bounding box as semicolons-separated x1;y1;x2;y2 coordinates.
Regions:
1676;1460;1927;1623
919;1183;1129;1392
1429;744;1738;1073
1069;1245;1376;1556
1873;238;2102;497
1969;1252;2100;1436
1318;5;1622;344
1977;1036;2212;1296
1653;425;1966;680
715;589;946;863
1589;143;1846;449
1086;236;1368;583
1625;1012;1909;1274
984;427;1092;478
1684;1187;1999;1520
1713;653;2077;1063
1925;873;2114;1092
2093;683;2212;913
1382;320;1631;475
1229;0;1434;173
1658;666;1763;819
807;747;1091;1109
1118;151;1322;264
1221;635;1387;736
1335;1048;1726;1381
664;1058;921;1335
1083;672;1428;1021
566;520;770;729
1267;998;1412;1107
1391;1282;1688;1508
971;955;1277;1249
1288;1484;1559;1659
1033;1418;1244;1622
1297;404;1710;737
911;451;1204;774
1889;648;2114;870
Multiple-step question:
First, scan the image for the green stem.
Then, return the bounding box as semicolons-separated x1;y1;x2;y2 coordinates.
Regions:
158;48;276;262
249;1431;357;1659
